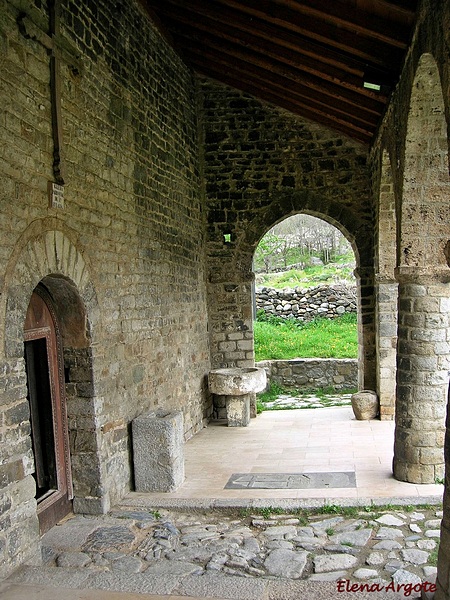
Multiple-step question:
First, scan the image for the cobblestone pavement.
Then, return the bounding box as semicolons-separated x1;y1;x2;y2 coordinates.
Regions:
5;499;442;600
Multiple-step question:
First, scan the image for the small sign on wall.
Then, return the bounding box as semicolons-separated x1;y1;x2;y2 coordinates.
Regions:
48;181;64;209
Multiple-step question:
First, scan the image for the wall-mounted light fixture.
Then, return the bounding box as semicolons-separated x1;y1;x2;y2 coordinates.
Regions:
363;65;394;93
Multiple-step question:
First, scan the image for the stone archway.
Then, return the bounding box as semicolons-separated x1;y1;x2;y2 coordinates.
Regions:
393;53;450;484
2;224;105;517
237;195;375;394
207;189;376;395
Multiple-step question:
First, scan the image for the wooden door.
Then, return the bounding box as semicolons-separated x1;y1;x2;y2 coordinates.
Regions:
24;286;72;534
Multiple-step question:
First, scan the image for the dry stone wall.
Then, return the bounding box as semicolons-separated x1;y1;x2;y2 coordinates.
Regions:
256;285;357;321
258;358;358;391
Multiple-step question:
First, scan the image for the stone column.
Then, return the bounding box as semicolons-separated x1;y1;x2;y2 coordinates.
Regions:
375;276;398;420
354;266;376;392
393;267;448;484
435;399;450;600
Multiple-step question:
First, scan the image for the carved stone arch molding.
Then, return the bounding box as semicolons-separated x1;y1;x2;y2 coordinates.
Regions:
2;220;100;359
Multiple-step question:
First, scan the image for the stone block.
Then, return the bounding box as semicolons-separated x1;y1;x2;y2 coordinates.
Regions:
132;410;184;492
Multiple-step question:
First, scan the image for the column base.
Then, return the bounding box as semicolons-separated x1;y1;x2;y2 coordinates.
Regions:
393;458;443;484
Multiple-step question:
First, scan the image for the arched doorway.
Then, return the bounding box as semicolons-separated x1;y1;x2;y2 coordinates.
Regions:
24;284;72;534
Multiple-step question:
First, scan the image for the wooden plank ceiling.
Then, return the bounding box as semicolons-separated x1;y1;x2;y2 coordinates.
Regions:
142;0;418;145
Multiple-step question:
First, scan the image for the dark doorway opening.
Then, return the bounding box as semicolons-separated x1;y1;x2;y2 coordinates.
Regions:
24;287;72;534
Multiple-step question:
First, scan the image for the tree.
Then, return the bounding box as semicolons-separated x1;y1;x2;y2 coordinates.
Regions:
255;215;352;271
254;233;284;272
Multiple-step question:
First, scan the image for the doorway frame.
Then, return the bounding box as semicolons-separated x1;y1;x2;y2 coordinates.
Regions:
24;284;73;533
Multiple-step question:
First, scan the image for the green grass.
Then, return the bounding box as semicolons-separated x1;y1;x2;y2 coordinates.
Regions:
254;313;357;361
429;541;440;566
257;382;287;403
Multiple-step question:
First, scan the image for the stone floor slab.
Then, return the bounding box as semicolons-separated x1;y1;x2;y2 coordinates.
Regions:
225;471;356;489
0;583;227;600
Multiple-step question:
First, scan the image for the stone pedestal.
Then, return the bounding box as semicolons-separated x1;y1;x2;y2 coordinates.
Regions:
208;367;266;427
226;393;251;427
132;410;184;492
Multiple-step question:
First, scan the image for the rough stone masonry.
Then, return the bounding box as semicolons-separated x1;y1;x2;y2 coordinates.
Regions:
1;0;450;594
256;284;357;321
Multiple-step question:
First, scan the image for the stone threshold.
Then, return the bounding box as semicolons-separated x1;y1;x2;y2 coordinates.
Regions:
119;493;443;511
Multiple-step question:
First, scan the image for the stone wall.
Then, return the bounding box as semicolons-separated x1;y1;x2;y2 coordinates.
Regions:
0;0;210;577
200;80;377;391
256;285;357;321
258;358;358;392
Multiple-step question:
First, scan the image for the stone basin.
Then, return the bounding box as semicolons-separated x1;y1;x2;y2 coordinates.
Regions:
208;367;267;396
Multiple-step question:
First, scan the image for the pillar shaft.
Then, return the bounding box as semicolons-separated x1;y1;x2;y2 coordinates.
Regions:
375;277;398;420
393;269;449;483
435;400;450;599
354;267;376;392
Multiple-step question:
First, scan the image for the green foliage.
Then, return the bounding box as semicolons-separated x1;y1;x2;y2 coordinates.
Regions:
429;541;440;566
321;504;342;514
254;233;285;272
254;313;357;361
258;506;284;518
257;262;355;289
257;382;287;403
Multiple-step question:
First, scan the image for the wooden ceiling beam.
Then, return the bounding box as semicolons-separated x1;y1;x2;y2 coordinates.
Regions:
157;0;404;70
210;0;406;67
142;0;418;145
184;47;378;136
167;17;389;104
270;0;411;47
156;0;366;76
371;0;418;19
191;54;379;131
175;35;387;115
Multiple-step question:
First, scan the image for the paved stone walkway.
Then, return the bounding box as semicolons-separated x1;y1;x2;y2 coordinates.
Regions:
260;392;352;410
4;499;442;599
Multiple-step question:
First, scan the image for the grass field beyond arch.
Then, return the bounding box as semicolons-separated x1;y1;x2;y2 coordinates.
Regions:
254;312;357;361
